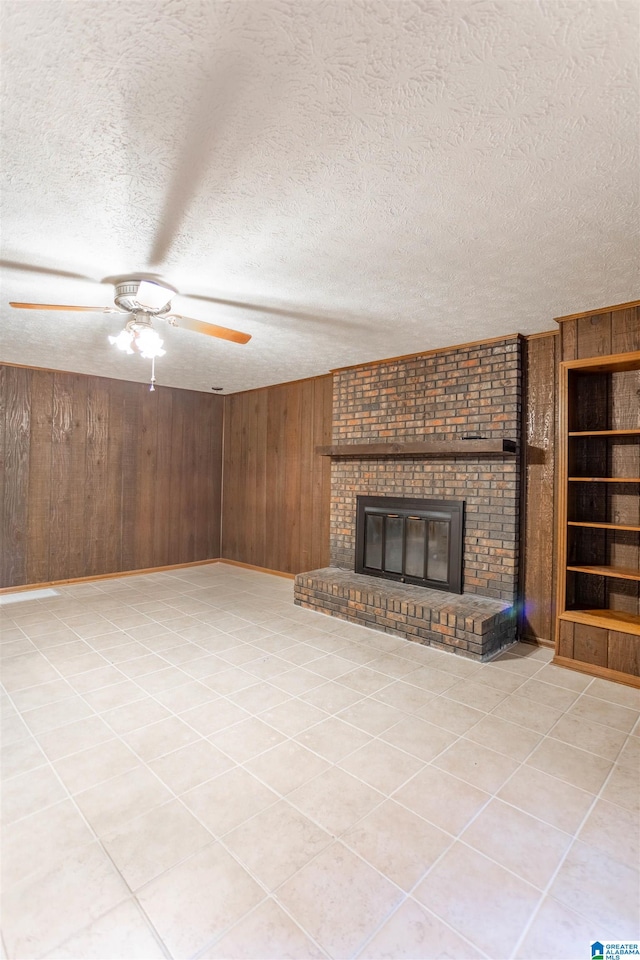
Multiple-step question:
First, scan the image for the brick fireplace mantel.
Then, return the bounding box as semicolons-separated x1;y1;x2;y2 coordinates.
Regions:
316;438;517;458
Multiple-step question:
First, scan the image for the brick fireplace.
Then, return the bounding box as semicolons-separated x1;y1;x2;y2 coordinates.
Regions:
294;335;522;659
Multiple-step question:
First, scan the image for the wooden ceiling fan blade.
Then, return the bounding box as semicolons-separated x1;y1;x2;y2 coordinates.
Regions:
166;313;251;344
10;302;118;313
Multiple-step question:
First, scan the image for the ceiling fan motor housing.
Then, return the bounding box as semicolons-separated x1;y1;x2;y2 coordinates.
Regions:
114;279;175;315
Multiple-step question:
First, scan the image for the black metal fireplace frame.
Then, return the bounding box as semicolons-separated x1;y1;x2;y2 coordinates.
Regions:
355;495;464;594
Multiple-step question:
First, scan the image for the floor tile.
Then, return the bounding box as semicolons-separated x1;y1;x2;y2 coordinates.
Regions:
393;764;490;835
43;899;166;959
432;737;519;793
443;679;509;712
1;734;48;779
35;716;115;762
67;669;129;697
200;897;326;959
343;799;452;890
0;712;30;745
0;652;60;691
228;680;291;713
224;800;333;888
1;843;128;960
137;842;264;959
1;763;67;824
526;738;613;793
337;697;405;735
373;679;434;714
102;697;170;735
536;663;594;692
338;738;425;794
81;680;144;713
288;766;384;837
270;667;326;697
53;738;140;793
550;713;628;761
514;895;595;960
54;652;110;678
491;692;564;735
302;679;364;713
257;698;328;736
133;665;192;695
587;677;640;710
43;640;94;664
2;798;95;889
183;766;279;836
413;841;542;957
122;715;200;761
402;664;459;694
577;797;639;871
549;840;639;936
515;677;579;711
179;698;250;736
149;738;234;793
10;679;75;712
102;798;213;890
75;766;173;836
461;797;572;889
497;764;594;834
244;740;331;795
463;712;542;763
357;897;483;959
380;715;458;762
211;717;286;762
276;841;403;958
294;715;373;763
203;665;259;695
417;695;485;734
600;760;640;813
566;694;639;733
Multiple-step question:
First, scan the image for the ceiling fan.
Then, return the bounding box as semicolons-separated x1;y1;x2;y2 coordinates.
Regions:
10;276;251;390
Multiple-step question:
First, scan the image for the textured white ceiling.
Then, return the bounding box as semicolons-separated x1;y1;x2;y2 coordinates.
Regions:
1;0;638;393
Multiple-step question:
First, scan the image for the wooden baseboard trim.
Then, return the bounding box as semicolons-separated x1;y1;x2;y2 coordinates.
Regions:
0;559;223;594
553;655;640;689
519;635;555;649
0;557;300;594
216;559;296;580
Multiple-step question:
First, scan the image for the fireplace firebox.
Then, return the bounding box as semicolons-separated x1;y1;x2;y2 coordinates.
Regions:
355;496;464;594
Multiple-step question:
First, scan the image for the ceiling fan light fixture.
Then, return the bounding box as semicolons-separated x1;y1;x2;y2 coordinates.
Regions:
135;326;166;359
135;280;176;311
108;328;135;354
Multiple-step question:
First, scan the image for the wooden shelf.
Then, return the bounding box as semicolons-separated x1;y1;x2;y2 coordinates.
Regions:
316;439;517;459
567;520;640;532
568;429;640;437
568;477;640;483
561;350;640;374
559;608;640;637
567;564;640;582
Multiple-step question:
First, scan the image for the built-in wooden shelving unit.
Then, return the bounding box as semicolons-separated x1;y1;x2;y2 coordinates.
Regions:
555;344;640;686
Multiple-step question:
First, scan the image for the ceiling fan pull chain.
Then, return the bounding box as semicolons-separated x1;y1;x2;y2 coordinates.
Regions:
149;356;156;392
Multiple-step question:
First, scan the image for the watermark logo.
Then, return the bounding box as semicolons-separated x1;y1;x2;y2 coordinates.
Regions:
591;943;640;959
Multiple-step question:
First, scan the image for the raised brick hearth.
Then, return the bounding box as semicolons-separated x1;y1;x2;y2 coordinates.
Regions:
294;336;522;660
294;568;515;660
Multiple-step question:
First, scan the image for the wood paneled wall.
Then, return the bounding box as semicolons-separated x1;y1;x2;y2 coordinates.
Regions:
519;332;559;644
558;301;640;360
222;375;332;575
0;365;223;588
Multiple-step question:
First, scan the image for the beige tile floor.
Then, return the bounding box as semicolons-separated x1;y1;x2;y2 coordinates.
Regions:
1;563;638;960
